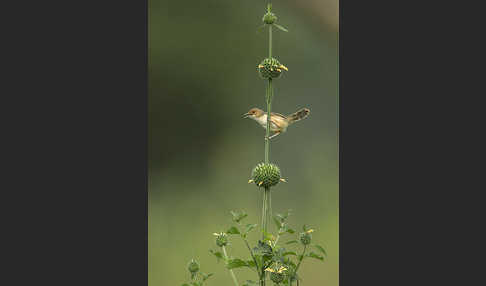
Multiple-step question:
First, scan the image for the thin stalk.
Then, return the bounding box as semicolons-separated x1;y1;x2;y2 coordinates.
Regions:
289;245;307;286
243;237;261;277
274;233;280;247
295;245;307;273
222;246;239;286
261;187;268;240
261;9;274;286
269;25;272;58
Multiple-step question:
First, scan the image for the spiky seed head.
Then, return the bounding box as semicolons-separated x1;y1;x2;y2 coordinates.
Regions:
257;58;287;79
270;272;285;284
251;163;281;189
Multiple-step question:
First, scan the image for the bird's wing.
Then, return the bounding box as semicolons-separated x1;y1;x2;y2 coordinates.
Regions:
271;112;287;120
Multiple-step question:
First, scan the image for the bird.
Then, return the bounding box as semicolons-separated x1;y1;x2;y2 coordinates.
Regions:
243;107;310;139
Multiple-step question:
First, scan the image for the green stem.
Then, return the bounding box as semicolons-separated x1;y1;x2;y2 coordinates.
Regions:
295;245;307;273
243;237;261;277
222;246;239;286
269;25;272;58
289;245;307;286
261;7;274;286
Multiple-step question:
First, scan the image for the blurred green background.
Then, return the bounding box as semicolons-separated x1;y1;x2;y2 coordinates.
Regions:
149;1;338;285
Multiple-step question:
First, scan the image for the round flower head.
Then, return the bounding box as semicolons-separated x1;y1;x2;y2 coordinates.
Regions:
265;266;287;284
251;163;281;188
257;58;288;79
299;229;314;245
187;259;200;274
213;232;228;247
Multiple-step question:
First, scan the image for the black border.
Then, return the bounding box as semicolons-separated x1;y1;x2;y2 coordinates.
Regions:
2;0;478;284
3;0;148;284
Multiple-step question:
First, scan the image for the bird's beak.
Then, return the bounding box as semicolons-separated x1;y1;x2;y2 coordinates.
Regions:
242;112;250;118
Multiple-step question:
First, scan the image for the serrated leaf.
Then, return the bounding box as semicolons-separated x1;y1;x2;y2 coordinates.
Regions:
314;245;327;257
230;211;248;223
227;226;240;235
286;240;298;244
227;258;250;269
245;223;257;233
307;252;324;261
209;249;223;262
273;23;288;32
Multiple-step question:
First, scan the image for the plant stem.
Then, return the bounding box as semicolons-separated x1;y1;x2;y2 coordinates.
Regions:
289;245;307;286
261;8;274;286
243;237;261;277
222;246;239;286
295;245;307;273
269;25;272;58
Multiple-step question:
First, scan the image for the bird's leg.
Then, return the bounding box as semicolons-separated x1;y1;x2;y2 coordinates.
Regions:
268;131;281;140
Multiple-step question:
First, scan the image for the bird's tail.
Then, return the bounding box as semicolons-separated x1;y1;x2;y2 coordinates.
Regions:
287;108;310;124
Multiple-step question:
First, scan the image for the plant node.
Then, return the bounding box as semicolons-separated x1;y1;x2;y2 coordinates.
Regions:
257;58;288;79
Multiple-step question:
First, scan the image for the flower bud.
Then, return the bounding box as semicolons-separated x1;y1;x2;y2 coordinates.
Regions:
299;231;312;245
251;163;281;188
215;232;228;247
187;259;200;274
263;12;277;25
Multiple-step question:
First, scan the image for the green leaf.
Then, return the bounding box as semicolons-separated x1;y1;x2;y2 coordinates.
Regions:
273;23;288;32
286;228;295;234
182;284;190;286
246;260;256;267
286;240;298;245
302;224;307;231
227;226;240;235
245;223;257;234
273;217;282;229
283;251;297;256
242;280;259;286
230;211;248;223
307;252;324;261
314;245;327;257
202;273;213;281
209;249;223;262
226;258;250;269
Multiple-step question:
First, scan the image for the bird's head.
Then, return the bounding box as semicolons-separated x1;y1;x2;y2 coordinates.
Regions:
243;108;265;119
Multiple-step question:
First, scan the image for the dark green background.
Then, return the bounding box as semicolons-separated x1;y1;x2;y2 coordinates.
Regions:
149;1;338;285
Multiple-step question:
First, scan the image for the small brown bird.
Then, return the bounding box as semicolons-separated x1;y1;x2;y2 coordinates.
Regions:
243;107;310;139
